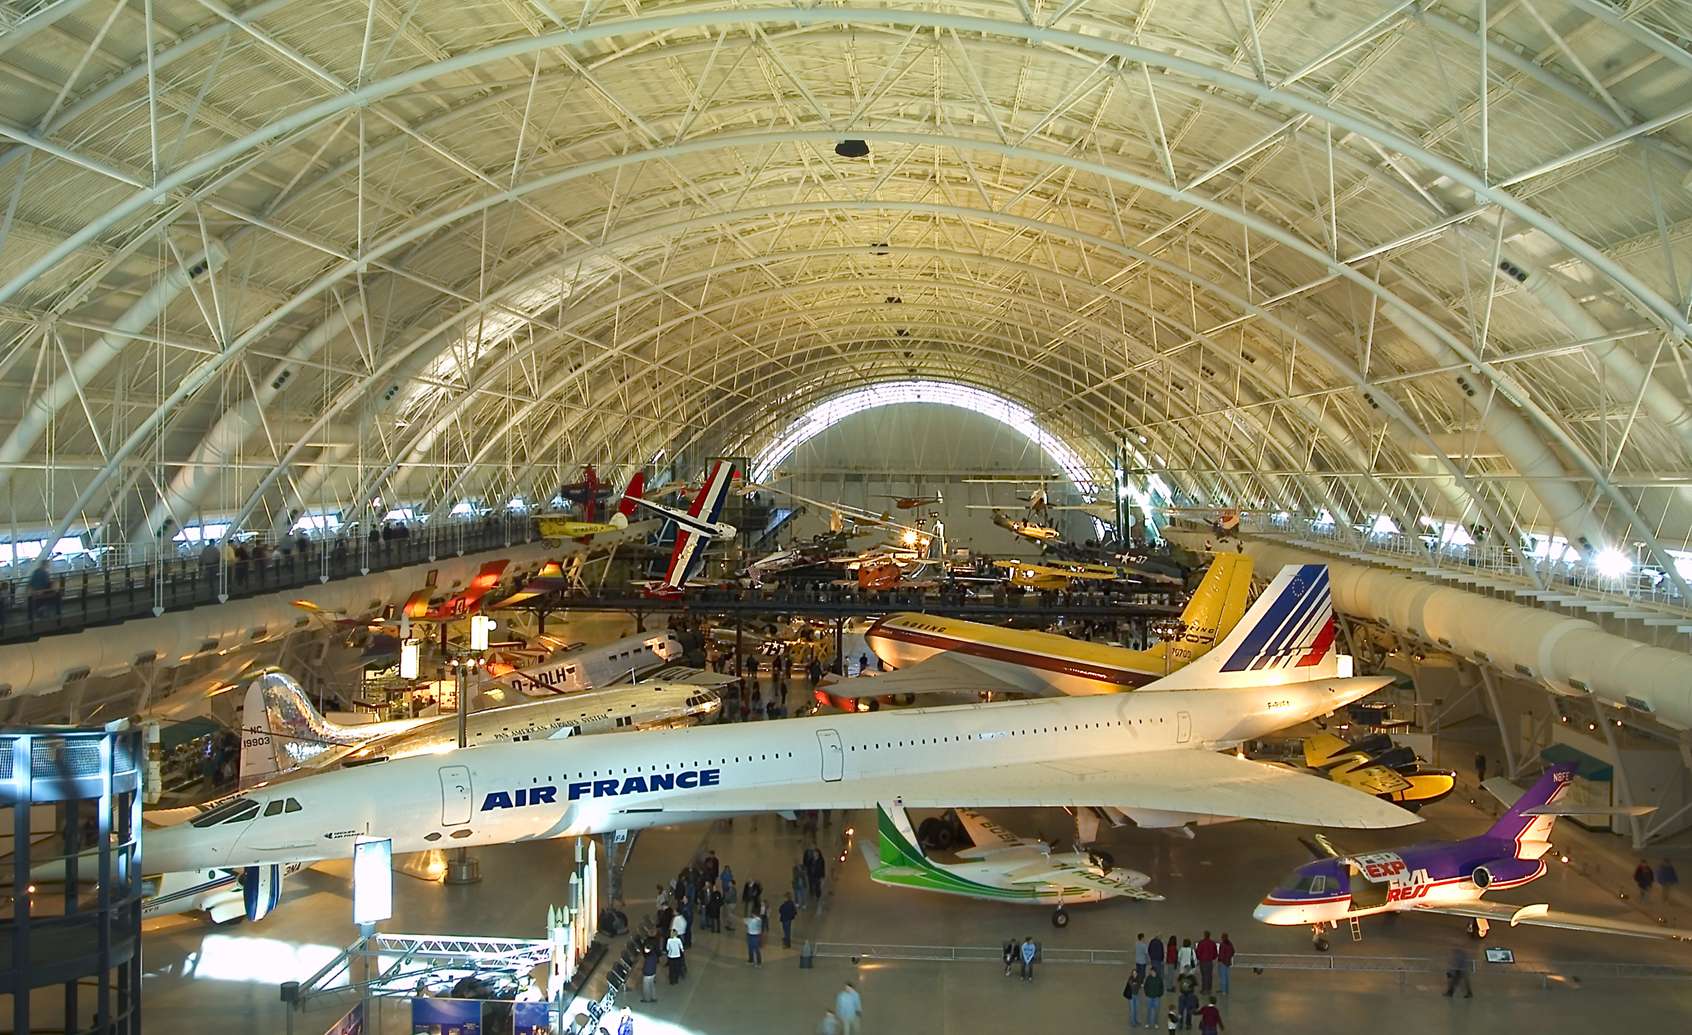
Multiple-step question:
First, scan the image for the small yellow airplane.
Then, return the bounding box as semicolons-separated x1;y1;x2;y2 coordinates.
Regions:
988;508;1060;541
993;559;1119;590
1302;733;1457;812
538;472;643;539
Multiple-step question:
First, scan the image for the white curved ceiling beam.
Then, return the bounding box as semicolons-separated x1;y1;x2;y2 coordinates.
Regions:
1;1;1686;601
6;5;1688;339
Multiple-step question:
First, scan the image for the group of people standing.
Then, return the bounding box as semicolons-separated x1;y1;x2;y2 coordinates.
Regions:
1123;931;1234;1032
636;843;832;1004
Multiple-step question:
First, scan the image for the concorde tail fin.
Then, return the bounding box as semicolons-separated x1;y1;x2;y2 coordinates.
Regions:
1145;564;1339;690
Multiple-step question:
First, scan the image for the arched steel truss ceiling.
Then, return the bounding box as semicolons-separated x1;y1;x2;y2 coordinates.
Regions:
7;7;1690;322
243;184;1538;557
2;1;1692;591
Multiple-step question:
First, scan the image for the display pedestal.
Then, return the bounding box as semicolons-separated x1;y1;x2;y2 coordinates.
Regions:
445;852;482;884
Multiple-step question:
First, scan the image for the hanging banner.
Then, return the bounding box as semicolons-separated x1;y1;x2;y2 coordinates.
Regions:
411;997;481;1035
410;998;546;1035
512;1002;549;1035
353;838;393;925
323;1002;363;1035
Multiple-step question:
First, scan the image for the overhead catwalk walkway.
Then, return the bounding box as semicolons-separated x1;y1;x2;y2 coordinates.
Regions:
0;515;545;644
0;531;563;703
517;586;1181;627
1169;529;1692;733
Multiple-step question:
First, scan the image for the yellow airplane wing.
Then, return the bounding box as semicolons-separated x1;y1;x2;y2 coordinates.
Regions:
1303;733;1353;768
539;517;621;538
1333;763;1413;796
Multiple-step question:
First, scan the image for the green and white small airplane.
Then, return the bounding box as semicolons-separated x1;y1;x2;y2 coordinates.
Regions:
863;803;1162;927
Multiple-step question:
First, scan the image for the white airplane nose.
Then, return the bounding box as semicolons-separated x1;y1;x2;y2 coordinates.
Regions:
1251;902;1276;923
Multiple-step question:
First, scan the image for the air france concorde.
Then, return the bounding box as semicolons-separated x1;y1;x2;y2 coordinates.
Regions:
144;565;1418;873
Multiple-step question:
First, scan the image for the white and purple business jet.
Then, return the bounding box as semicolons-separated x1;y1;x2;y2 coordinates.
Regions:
1255;761;1691;947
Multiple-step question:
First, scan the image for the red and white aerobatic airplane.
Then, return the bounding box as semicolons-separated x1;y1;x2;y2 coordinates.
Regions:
637;461;738;596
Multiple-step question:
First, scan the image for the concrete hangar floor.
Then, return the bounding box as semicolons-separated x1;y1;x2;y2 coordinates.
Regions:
134;754;1692;1032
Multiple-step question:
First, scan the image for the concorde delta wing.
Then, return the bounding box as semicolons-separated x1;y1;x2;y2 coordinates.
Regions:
608;749;1421;829
824;652;1049;699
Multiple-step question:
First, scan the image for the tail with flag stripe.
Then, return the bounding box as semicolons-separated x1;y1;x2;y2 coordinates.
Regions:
1143;564;1343;690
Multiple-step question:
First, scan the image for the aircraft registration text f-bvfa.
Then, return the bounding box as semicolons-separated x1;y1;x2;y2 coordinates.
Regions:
142;565;1421;874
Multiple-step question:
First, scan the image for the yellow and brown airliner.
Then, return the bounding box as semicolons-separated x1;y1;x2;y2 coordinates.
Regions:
829;552;1256;703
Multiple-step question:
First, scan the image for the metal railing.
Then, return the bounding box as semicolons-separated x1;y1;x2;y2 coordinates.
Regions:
291;931;556;1008
0;516;544;643
1226;515;1692;615
809;943;1692;985
503;586;1178;620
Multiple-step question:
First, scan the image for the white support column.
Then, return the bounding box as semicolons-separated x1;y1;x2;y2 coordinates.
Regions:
1597;703;1646;851
1478;666;1518;779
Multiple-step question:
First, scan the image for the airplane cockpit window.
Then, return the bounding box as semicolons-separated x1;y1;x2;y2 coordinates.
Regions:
263;800;285;817
284;798;302;812
191;799;262;827
1283;875;1328;894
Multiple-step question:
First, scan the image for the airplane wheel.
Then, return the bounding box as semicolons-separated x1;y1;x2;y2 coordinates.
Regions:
1467;919;1487;940
1312;937;1330;952
916;817;945;850
1052;908;1070;928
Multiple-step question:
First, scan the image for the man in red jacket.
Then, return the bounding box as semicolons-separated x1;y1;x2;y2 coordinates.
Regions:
1196;931;1219;993
1197;996;1225;1035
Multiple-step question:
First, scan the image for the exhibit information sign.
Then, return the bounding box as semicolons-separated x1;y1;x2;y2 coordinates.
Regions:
353;838;393;925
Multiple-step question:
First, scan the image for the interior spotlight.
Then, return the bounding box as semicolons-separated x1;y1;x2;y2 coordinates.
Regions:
1593;548;1632;579
835;139;869;157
